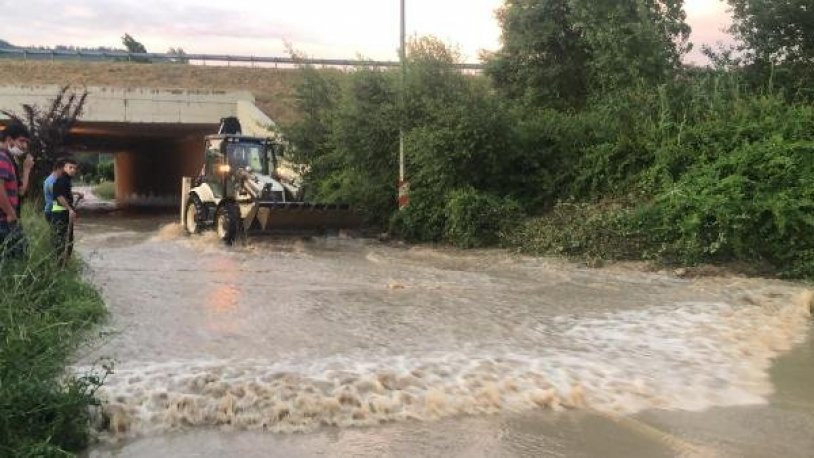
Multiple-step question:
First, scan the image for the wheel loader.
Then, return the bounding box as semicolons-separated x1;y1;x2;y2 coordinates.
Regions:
181;117;359;244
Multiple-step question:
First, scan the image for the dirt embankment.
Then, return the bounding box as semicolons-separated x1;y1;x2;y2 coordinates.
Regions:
0;60;312;125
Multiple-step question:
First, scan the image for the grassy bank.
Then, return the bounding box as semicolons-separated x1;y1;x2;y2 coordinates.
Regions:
0;204;107;456
0;60;313;126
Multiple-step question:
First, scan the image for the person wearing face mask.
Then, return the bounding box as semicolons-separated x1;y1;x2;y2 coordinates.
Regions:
0;123;33;258
4;124;35;197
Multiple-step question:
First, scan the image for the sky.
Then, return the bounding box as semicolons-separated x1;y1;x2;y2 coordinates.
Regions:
1;0;732;64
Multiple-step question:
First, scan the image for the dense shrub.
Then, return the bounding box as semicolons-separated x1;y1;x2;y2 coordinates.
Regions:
286;38;548;241
286;66;398;227
508;75;814;277
444;189;523;248
284;32;814;279
392;188;523;248
389;188;447;243
635;136;814;275
505;201;644;262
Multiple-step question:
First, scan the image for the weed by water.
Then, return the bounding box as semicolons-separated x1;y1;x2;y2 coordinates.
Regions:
0;204;107;456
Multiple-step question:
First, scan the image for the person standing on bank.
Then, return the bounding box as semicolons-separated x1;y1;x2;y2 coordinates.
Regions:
4;124;35;197
51;158;79;264
0;123;34;258
43;158;66;223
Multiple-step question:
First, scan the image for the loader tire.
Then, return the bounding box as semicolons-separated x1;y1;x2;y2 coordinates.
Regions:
184;194;207;235
215;201;241;245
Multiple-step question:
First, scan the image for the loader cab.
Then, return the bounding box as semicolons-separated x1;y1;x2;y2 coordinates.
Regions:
202;135;276;197
225;138;273;175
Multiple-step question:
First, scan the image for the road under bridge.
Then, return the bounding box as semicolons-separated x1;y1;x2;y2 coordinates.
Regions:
0;84;276;206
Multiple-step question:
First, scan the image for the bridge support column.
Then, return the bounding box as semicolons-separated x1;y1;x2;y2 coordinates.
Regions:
114;151;136;203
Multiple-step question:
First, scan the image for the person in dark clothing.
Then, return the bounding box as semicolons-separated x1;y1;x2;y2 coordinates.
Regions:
43;158;66;223
51;158;78;263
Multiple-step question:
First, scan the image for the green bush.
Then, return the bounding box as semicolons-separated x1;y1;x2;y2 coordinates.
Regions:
97;161;114;182
632;136;814;274
507;74;814;278
0;204;107;456
286;38;544;243
505;201;645;262
286;65;398;227
389;188;448;243
92;181;116;201
284;34;814;280
444;189;523;248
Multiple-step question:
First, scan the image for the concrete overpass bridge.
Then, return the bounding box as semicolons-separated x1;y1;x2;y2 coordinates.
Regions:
0;85;277;206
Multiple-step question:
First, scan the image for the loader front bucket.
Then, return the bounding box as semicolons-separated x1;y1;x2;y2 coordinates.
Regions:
243;202;362;233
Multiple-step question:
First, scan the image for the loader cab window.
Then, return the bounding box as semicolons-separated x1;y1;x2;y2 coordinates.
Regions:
226;141;269;175
204;139;225;177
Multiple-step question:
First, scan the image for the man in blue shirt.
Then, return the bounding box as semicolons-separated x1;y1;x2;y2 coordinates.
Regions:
43;158;65;223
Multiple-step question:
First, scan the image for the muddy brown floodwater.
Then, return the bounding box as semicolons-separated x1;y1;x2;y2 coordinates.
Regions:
74;213;813;457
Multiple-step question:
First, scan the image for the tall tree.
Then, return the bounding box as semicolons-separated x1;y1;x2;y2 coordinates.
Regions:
727;0;814;65
121;33;147;54
486;0;589;109
486;0;691;108
573;0;690;91
167;47;189;64
726;0;814;96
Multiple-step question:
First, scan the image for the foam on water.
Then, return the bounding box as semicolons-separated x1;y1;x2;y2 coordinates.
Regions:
85;291;812;441
150;223;187;242
149;224;228;254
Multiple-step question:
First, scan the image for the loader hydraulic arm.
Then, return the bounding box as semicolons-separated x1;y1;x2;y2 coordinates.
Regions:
234;168;267;201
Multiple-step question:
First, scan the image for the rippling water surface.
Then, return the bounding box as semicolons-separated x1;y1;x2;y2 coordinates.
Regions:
76;214;814;457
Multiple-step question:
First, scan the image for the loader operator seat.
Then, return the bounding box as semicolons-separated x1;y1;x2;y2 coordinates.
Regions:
227;143;265;173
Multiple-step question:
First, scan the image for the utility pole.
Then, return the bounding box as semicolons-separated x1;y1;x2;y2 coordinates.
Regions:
398;0;409;209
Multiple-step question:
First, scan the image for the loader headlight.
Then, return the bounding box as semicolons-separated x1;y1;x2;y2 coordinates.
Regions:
218;164;231;174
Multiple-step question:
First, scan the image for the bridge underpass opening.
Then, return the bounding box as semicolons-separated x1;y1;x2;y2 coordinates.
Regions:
69;122;218;207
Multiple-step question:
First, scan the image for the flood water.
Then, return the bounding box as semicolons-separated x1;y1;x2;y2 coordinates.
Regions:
75;213;814;457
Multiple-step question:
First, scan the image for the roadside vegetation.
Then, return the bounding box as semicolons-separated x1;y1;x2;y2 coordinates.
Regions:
283;0;814;279
91;181;116;201
0;204;107;456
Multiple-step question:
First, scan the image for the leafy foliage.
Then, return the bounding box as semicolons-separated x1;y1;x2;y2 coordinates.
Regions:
284;3;814;279
167;47;189;64
121;33;150;63
121;33;147;54
508;74;814;277
486;0;690;108
2;86;88;197
92;181;116;200
0;205;108;456
285;38;549;246
727;0;814;65
444;189;523;248
486;0;589;108
717;1;814;98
